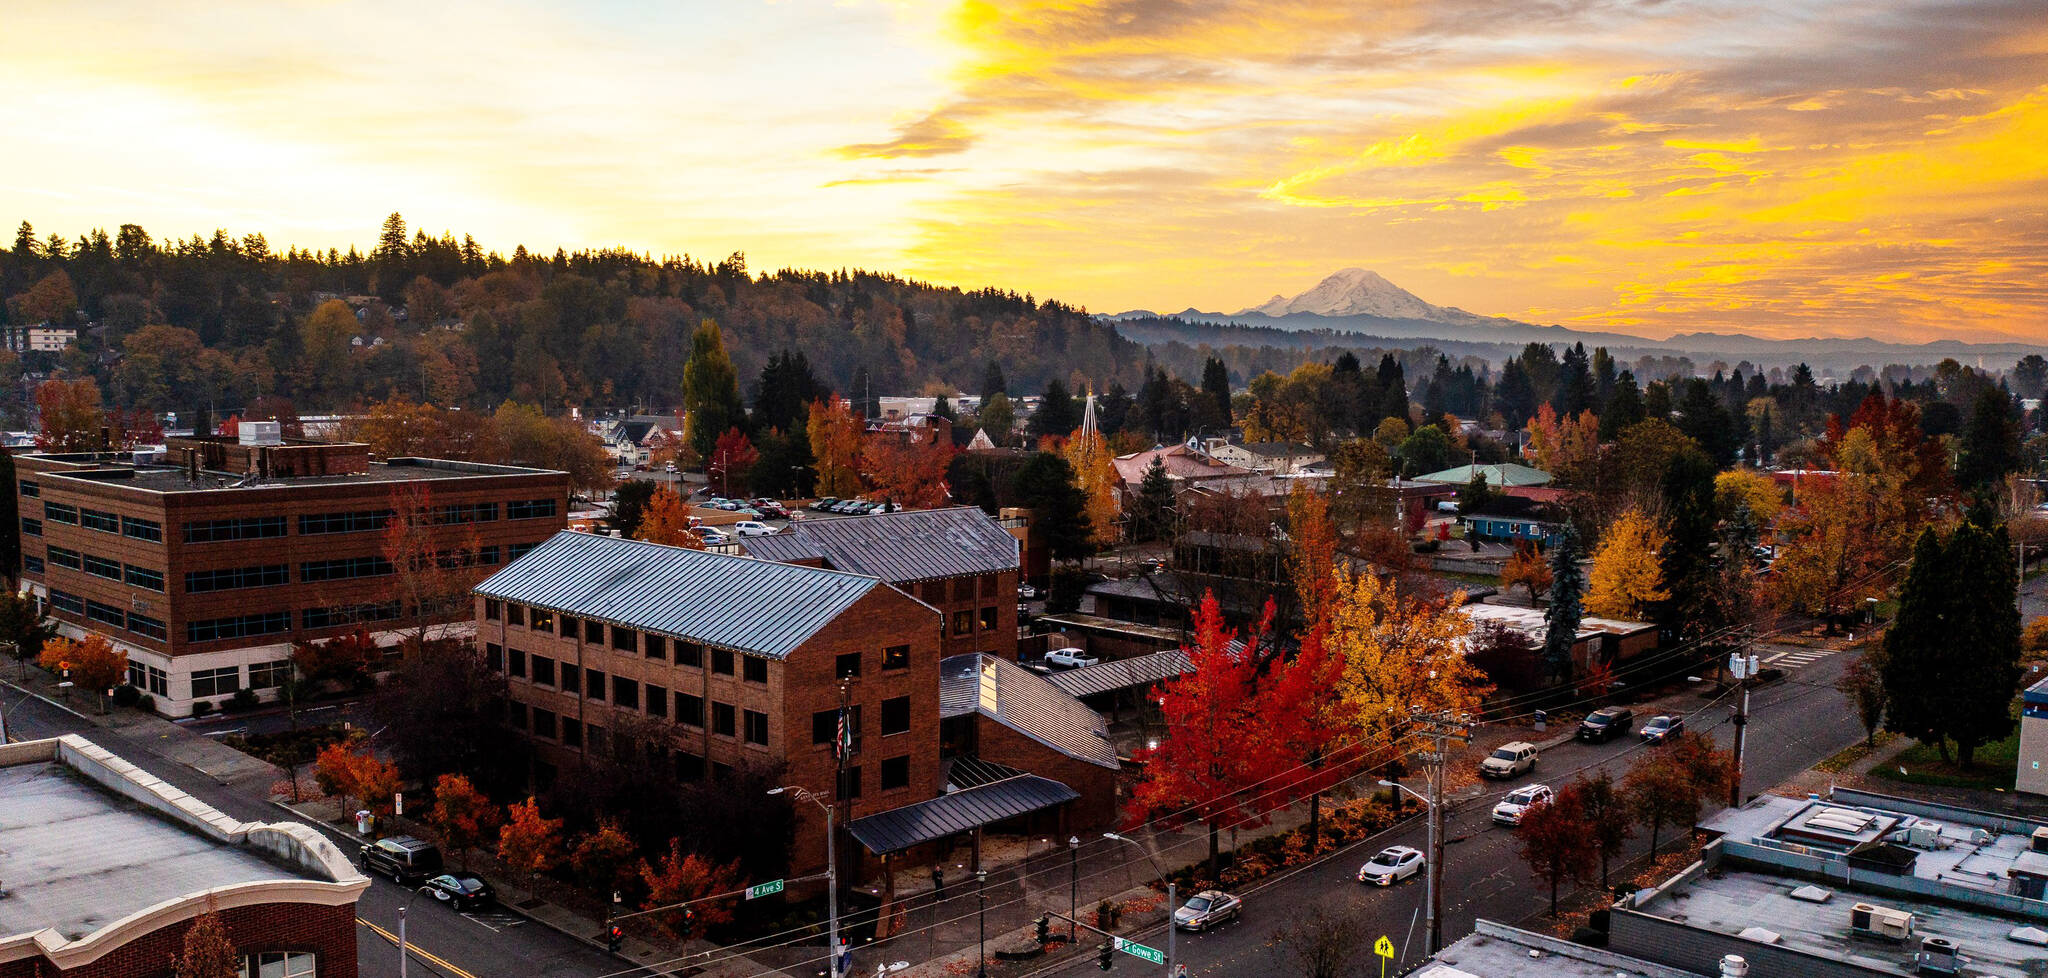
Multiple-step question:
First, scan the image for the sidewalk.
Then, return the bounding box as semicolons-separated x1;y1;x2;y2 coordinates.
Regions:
0;666;278;791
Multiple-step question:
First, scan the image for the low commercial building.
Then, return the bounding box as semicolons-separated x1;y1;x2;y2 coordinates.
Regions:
14;428;567;716
1457;603;1659;675
0;734;367;978
2;325;78;354
1419;919;1703;977
2019;675;2048;796
1202;440;1326;476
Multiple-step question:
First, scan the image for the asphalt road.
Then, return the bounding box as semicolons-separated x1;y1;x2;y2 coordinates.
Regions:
1032;647;1866;978
1;686;618;978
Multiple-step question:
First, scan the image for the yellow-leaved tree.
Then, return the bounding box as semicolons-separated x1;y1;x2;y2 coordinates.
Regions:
1584;508;1669;620
1062;425;1121;547
1329;568;1492;747
1713;468;1783;524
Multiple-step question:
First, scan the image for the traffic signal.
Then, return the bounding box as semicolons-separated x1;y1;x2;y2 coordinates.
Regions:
1097;942;1114;971
1034;916;1050;944
607;925;624;953
680;908;696;939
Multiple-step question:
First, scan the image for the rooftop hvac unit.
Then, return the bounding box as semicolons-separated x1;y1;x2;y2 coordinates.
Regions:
1915;936;1961;975
1851;903;1915;941
2032;826;2048;854
238;420;283;446
1904;822;1949;850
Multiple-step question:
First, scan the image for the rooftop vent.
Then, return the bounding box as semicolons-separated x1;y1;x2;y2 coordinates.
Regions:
238;420;283;446
1719;955;1749;978
1789;885;1833;903
1806;807;1880;834
2032;826;2048;854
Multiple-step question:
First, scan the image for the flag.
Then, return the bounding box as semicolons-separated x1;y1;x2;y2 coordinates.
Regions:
835;706;853;760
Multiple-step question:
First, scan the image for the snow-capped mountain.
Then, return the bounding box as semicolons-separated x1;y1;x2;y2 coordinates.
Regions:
1236;268;1489;324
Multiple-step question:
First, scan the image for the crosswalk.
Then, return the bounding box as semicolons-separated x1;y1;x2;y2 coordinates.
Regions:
1765;646;1840;670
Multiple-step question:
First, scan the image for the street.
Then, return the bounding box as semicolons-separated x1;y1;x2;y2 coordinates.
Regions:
1;685;620;978
1027;646;1865;978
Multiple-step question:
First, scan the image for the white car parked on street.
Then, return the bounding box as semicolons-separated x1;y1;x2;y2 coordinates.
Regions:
1357;846;1425;885
1491;784;1555;826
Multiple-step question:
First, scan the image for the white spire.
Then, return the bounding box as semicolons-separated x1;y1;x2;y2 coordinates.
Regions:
1081;384;1098;440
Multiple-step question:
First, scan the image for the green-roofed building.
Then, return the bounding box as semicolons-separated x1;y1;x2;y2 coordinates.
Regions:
1414;462;1554;488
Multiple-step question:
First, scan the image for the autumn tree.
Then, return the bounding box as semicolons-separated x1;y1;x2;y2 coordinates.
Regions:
1584;508;1669;620
175;905;239;978
864;433;954;509
291;629;380;691
1329;568;1491;747
1517;786;1596;917
1626;732;1729;853
1576;771;1632;887
0;588;56;680
1062;422;1121;546
7;269;78;325
708;427;759;497
635;487;705;548
499;797;566;896
428;774;501;870
314;743;402;816
807;398;864;499
571;820;639;896
682;319;746;463
637;839;742;940
1278;489;1354;851
383;483;483;653
1275;906;1366;978
37;634;127;712
1714;468;1784;525
1500;542;1551;605
34;377;106;450
1126;593;1290;879
1837;651;1887;746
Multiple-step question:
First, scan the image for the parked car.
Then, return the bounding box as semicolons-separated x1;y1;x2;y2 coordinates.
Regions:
832;500;864;514
1578;707;1635;742
810;497;841;512
699;529;730;547
1018;584;1041;600
1356;846;1425;885
423;873;495;910
755;502;789;519
664;462;677;474
733;521;776;537
1491;784;1555;826
1641;715;1684;743
1479;741;1540;779
1173;890;1241;931
359;836;444;885
1043;647;1100;669
716;500;741;511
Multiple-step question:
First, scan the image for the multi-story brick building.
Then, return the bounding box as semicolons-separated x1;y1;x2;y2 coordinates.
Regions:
473;530;945;875
741;507;1021;659
12;428;567;716
0;734;367;978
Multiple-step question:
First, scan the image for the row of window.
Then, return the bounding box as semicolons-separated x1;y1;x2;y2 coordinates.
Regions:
507;701;913;794
187;611;293;643
948;607;1002;636
36;545;165;592
489;643;778;743
179;500;557;544
130;659;292;700
300;555;394;582
37;500;161;541
46;589;165;641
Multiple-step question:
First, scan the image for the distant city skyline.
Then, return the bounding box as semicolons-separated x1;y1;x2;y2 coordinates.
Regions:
4;0;2043;344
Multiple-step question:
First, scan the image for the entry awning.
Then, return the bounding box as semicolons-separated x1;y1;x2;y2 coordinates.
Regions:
846;775;1078;856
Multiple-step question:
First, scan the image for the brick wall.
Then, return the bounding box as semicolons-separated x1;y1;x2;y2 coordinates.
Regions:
0;901;357;978
970;717;1120;830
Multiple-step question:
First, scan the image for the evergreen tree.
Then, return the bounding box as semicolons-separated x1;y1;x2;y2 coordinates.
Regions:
682;319;745;462
1495;360;1536;429
1013;452;1093;561
1029;379;1081;439
930;392;957;423
1675;378;1737;466
1599;371;1644;441
1955;387;2023;494
1642;380;1673;423
1377;354;1409;424
1654;448;1723;645
1883;522;2024;767
981;361;1007;398
1097;381;1133;434
1542;523;1586;681
1199;356;1233;430
1557;343;1594;415
752;350;825;434
1135;455;1175;541
1591;347;1617;409
606;480;657;537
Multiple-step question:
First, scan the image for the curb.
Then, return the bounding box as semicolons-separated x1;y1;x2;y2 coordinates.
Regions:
1;675;94;725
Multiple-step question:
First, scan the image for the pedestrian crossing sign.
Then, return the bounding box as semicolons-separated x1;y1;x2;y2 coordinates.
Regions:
1374;936;1394;959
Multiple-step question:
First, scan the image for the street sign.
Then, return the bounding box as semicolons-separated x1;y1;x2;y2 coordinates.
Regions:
1112;938;1165;965
1374;936;1394;959
745;879;786;900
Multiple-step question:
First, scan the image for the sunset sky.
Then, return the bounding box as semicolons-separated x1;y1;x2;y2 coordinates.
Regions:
4;0;2044;343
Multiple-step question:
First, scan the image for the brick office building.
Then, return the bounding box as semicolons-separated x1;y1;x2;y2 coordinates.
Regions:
473;530;945;875
12;428;567;716
741;507;1021;659
0;734;367;978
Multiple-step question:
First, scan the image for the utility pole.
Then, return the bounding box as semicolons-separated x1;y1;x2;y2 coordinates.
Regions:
1728;647;1759;809
1406;709;1473;955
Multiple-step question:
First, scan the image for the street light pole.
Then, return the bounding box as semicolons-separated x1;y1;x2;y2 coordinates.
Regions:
398;885;434;978
769;785;841;978
1104;832;1174;974
976;869;989;978
1068;835;1080;943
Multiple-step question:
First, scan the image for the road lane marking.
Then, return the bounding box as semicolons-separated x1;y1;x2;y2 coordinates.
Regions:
359;917;479;978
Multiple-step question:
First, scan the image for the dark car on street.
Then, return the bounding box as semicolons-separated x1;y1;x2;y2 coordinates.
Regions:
1578;707;1635;743
423;873;495;910
359;836;444;885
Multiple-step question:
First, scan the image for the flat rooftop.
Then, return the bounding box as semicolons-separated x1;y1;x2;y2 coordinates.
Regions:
1421;920;1700;978
1704;794;2046;895
37;456;557;494
1642;868;2041;977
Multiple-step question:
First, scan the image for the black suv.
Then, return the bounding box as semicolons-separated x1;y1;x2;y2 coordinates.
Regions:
1578;707;1635;742
359;836;445;884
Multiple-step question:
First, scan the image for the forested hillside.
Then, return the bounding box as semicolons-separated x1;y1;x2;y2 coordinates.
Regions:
0;215;1146;422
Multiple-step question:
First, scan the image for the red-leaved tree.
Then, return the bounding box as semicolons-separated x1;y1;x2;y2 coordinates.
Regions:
1516;784;1597;917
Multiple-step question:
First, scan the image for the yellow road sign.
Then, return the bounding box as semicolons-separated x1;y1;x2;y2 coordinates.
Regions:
1374;935;1395;959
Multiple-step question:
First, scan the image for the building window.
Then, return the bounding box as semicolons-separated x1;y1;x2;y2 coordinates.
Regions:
812;710;839;745
712;701;736;736
743;657;768;684
126;612;167;641
611;627;637;652
121;516;163;542
562;718;583;748
880;696;911;736
44;502;77;525
612;676;639;710
584;670;606;701
299;556;393;582
19;517;39;537
86;599;126;627
82;553;122;580
675;751;705;780
584;619;603;643
508;541;541;561
530;609;555;631
299;509;394;535
185;565;289;593
645;683;668;718
191;666;240;699
248;660;292;690
711;648;734;675
186;612;292;642
676;642;702;668
507;603;526;626
485;599;502;621
950;610;972;636
47;546;80;570
645;634;666;660
712;761;734;782
507;648;527;678
433;502;498;525
531;655;557;686
508;498;558;520
48;590;84;615
979;606;998;631
676;692;704;727
300;602;400;629
80;508;120;533
881;755;911;791
17;479;37;497
241;950;317;978
836;652;862;679
559;664;580;696
485;643;504;672
124;564;166;592
22;554;44;574
743;709;769;745
507;701;528;730
560;614;580;637
883;645;910;670
127;661;168;696
182;515;285;542
532;708;557;739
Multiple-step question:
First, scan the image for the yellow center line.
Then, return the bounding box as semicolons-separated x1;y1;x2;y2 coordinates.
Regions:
358;917;479;978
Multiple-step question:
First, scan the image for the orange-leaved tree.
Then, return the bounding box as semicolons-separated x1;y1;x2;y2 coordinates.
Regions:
637;839;742;940
499;797;566;897
175;901;239;978
37;634;127;712
1516;784;1596;917
709;427;758;497
313;743;402;817
34;377;106;451
635;486;705;548
428;773;501;870
1500;542;1551;605
1062;423;1120;546
1126;592;1293;880
571;820;639;896
864;432;954;510
807;397;864;499
1329;568;1491;748
1279;489;1355;851
1584;508;1669;620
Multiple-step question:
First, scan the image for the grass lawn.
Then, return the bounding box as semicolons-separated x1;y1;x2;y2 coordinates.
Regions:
1870;728;2021;791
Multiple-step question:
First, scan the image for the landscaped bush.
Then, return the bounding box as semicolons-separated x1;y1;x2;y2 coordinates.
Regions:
228;688;260;711
111;684;141;707
191;700;213;717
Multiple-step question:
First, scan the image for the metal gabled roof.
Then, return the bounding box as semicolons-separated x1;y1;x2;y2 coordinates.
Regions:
939;654;1120;770
1046;650;1195;699
743;507;1018;584
474;531;888;659
846;775;1079;855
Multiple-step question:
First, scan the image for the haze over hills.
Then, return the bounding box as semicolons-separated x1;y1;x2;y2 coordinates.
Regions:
1111;268;2048;372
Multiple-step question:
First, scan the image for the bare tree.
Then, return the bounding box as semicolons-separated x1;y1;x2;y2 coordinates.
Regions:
1273;906;1366;978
